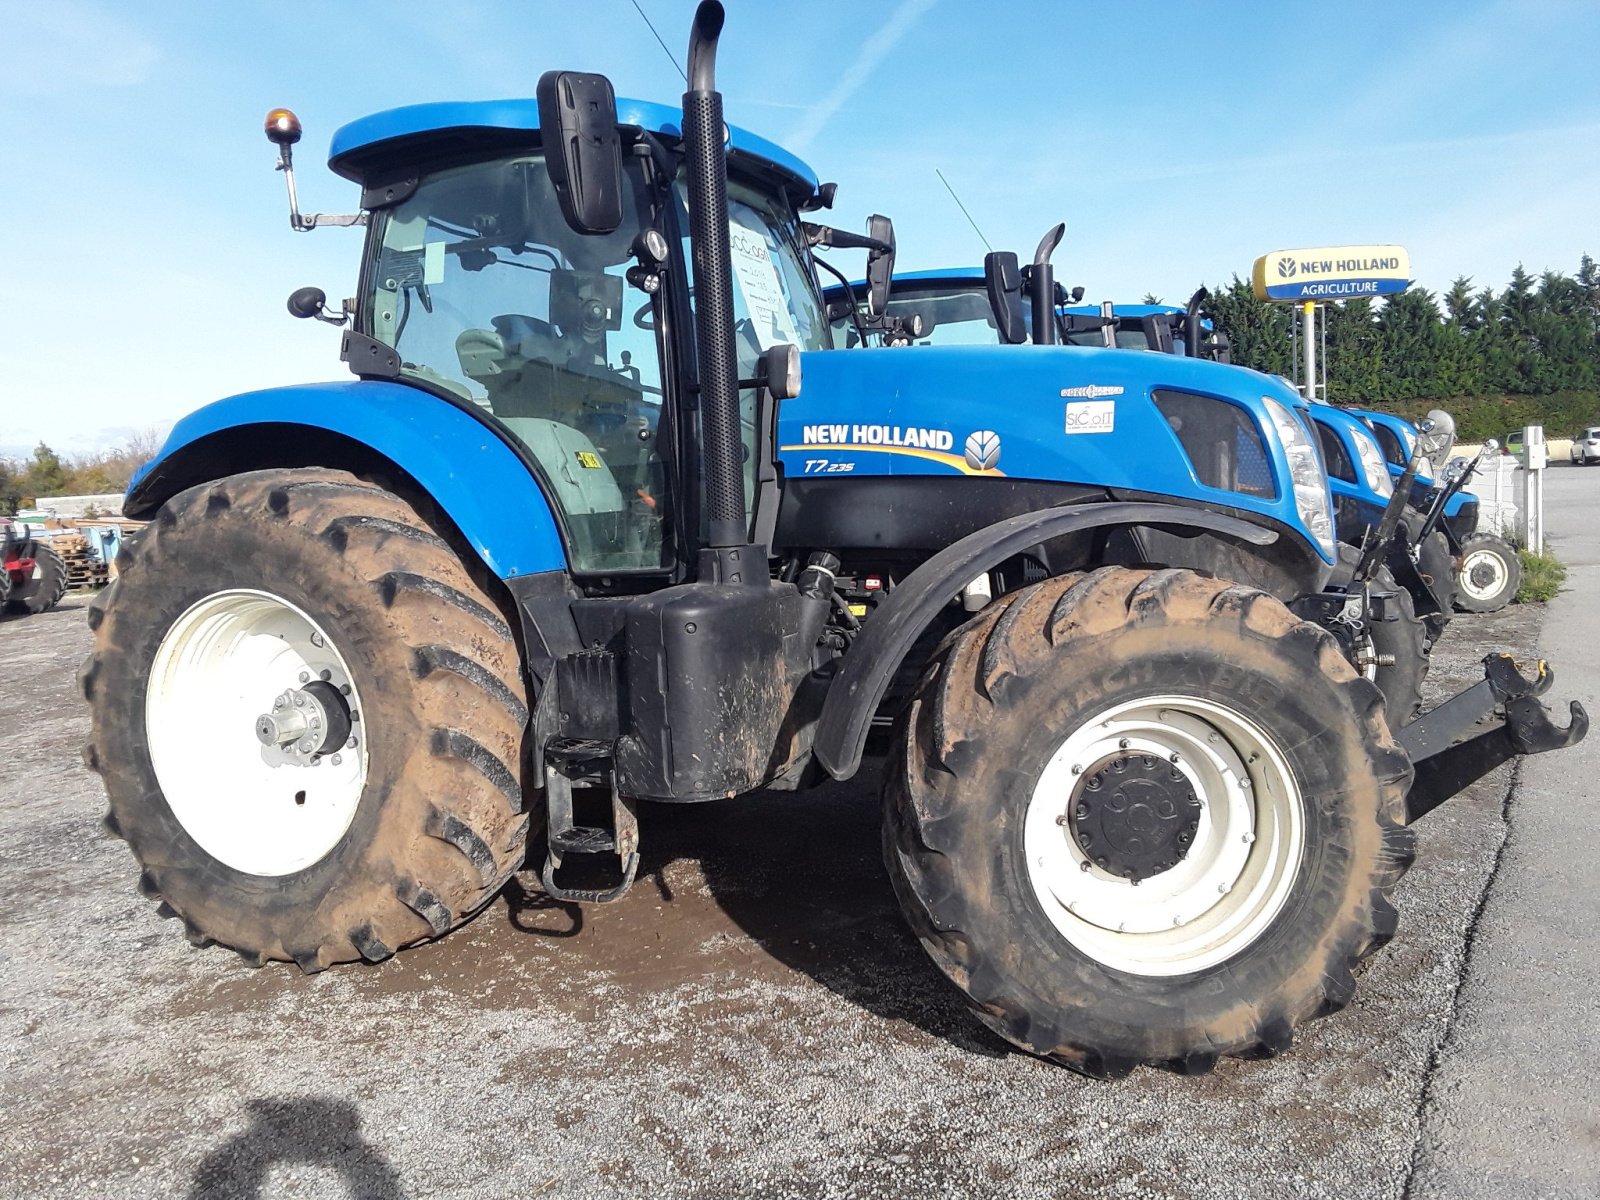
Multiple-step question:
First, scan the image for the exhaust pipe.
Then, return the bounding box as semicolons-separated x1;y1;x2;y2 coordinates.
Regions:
1030;223;1064;346
682;1;746;555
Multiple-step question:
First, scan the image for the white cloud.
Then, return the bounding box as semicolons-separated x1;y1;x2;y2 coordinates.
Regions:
0;2;159;97
785;0;938;152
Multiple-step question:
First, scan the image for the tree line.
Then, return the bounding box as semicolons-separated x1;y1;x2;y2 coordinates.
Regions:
1198;255;1600;440
0;433;162;515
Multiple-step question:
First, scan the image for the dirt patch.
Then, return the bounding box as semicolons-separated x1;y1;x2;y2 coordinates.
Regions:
0;595;1548;1199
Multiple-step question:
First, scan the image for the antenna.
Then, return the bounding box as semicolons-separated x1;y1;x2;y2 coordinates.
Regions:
935;169;992;253
630;0;689;84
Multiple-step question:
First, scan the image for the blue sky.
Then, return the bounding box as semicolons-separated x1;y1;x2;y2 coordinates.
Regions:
3;0;1597;455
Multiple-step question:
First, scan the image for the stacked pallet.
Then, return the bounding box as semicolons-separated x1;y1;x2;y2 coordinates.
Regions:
52;534;109;591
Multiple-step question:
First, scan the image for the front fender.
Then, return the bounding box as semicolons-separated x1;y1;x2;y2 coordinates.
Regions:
812;501;1276;780
126;381;566;579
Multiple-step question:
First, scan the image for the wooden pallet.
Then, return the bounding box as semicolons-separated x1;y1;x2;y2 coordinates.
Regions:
50;534;109;591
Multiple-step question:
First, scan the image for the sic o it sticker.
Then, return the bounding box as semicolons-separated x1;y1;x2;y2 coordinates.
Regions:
575;451;603;469
1065;400;1116;434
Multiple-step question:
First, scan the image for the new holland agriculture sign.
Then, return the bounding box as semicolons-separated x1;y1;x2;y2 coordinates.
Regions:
1251;245;1411;302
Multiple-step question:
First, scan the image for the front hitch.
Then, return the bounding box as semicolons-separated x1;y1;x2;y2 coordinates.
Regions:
1399;653;1588;823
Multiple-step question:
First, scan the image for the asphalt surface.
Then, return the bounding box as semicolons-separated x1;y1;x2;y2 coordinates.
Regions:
0;481;1591;1199
1409;464;1600;1199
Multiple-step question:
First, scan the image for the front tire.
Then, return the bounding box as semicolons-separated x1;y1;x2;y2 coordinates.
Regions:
885;568;1414;1078
81;469;531;971
5;542;68;614
1454;534;1520;612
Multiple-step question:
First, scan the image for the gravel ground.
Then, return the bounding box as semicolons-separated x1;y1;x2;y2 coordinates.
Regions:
0;587;1548;1199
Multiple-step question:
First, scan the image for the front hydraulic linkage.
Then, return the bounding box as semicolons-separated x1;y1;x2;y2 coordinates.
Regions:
1398;653;1588;823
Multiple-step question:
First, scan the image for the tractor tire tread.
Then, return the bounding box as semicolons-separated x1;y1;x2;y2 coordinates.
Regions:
83;467;530;973
884;567;1413;1077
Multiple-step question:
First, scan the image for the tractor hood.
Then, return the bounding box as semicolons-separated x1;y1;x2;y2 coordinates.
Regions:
781;344;1335;564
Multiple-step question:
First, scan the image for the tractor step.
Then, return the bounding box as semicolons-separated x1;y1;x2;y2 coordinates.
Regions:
549;825;617;856
540;741;639;905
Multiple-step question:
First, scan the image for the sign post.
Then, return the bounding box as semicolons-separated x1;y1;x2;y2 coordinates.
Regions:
1521;425;1546;554
1252;245;1412;402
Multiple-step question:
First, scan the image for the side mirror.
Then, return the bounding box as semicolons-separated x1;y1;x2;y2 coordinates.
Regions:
287;286;327;319
1141;314;1174;354
800;182;838;212
536;71;624;235
864;214;896;318
984;252;1028;345
1069;285;1085;303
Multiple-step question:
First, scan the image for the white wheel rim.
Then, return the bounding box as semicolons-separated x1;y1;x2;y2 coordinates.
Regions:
1023;695;1305;977
146;589;369;876
1460;548;1506;600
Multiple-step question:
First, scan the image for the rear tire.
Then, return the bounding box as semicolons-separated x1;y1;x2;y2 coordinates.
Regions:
884;567;1413;1078
81;469;531;971
5;542;68;614
1455;534;1520;612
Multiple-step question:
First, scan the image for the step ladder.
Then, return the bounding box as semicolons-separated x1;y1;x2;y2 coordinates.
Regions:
540;739;639;904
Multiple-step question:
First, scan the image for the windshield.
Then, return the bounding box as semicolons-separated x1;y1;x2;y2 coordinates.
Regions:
829;283;1011;348
365;153;671;573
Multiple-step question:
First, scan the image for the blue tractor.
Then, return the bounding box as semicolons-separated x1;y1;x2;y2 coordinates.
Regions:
82;3;1584;1079
825;266;1441;722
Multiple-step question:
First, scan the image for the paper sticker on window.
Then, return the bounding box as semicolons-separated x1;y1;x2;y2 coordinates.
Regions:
575;450;603;469
423;240;445;286
728;220;801;351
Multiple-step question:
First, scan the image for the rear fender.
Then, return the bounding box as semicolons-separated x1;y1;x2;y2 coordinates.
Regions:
812;501;1276;780
125;382;566;578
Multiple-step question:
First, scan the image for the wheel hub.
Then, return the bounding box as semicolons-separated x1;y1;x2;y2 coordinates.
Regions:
1468;559;1497;589
1070;753;1202;882
254;677;353;763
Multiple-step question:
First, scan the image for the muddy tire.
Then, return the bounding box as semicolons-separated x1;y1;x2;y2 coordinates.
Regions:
884;567;1414;1078
1334;546;1427;727
81;469;530;971
5;542;69;615
1454;534;1521;613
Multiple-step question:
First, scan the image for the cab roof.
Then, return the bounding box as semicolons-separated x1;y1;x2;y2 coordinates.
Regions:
327;97;819;199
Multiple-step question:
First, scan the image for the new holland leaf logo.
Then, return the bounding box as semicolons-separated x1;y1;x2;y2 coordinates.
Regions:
965;430;1001;471
1277;256;1298;279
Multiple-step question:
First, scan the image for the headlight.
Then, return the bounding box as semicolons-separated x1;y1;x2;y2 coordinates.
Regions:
1262;396;1336;561
1354;429;1394;498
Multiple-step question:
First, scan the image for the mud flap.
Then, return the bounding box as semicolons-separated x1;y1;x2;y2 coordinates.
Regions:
1398;653;1588;823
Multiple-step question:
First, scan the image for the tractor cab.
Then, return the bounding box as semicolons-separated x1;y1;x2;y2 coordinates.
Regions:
315;96;829;578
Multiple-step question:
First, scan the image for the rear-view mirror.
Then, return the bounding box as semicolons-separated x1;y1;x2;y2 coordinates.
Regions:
537;71;624;235
865;214;896;318
984;252;1027;345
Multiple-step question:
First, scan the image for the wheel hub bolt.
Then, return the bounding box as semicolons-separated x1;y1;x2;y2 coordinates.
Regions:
311;633;325;647
292;694;305;708
331;754;342;766
299;671;310;683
